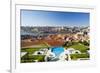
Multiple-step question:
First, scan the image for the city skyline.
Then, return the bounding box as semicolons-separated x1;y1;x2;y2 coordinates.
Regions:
21;10;90;27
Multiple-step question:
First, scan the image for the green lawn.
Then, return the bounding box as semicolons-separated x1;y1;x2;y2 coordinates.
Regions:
21;44;49;63
65;43;90;60
21;48;42;54
70;53;89;60
67;43;89;53
21;54;45;63
21;43;50;53
21;42;90;63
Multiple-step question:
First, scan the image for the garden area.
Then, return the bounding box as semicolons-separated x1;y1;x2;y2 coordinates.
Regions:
21;40;90;63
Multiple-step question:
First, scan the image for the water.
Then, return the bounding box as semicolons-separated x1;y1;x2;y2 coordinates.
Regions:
51;47;64;57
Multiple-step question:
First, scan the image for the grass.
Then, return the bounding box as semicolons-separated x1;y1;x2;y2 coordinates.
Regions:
21;52;45;63
21;48;42;53
21;43;50;53
67;43;89;53
21;44;49;63
21;42;90;63
32;55;45;62
70;53;90;60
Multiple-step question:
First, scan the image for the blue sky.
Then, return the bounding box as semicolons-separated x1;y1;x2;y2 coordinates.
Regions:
21;10;89;27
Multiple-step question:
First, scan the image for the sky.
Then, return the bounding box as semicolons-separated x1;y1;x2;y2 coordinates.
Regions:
21;9;89;27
